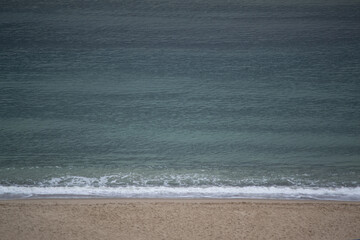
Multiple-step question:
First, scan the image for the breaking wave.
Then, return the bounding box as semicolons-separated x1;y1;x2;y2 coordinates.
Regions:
1;185;359;201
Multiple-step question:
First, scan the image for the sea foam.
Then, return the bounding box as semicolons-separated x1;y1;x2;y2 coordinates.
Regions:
1;185;359;201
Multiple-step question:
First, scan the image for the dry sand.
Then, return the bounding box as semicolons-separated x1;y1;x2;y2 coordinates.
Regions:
0;198;359;240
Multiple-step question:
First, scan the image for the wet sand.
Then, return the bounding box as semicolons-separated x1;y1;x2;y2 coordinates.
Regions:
0;198;359;240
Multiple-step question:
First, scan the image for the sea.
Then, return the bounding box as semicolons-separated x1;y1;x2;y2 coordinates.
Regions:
1;0;360;200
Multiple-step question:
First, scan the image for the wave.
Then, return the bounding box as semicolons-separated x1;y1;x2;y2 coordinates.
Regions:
2;172;357;189
1;185;360;201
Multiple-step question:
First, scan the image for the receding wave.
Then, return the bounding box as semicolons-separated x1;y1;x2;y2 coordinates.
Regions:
1;173;359;200
1;185;359;201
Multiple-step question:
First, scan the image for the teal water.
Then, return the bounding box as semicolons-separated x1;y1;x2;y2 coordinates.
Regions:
1;0;360;200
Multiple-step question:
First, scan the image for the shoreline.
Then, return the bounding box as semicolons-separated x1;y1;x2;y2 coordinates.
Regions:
1;198;359;240
2;196;360;202
2;185;359;201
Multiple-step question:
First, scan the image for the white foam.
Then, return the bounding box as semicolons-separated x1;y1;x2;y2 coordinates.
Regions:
1;185;360;201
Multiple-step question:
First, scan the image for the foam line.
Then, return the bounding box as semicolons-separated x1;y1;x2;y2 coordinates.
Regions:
1;186;359;201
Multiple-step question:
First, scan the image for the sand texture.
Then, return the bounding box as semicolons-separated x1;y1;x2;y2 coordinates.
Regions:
0;198;359;240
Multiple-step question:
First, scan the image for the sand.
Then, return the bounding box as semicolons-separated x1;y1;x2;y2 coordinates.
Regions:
0;198;359;240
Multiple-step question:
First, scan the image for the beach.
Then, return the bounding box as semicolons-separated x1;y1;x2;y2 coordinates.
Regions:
1;1;360;239
0;198;359;240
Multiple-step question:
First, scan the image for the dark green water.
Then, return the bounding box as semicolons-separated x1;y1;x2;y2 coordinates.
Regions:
0;0;360;199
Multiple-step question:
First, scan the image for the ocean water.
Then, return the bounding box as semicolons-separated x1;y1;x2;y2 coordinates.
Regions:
1;0;360;200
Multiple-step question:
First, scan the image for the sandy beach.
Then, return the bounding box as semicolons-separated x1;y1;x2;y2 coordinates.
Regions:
0;198;359;240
